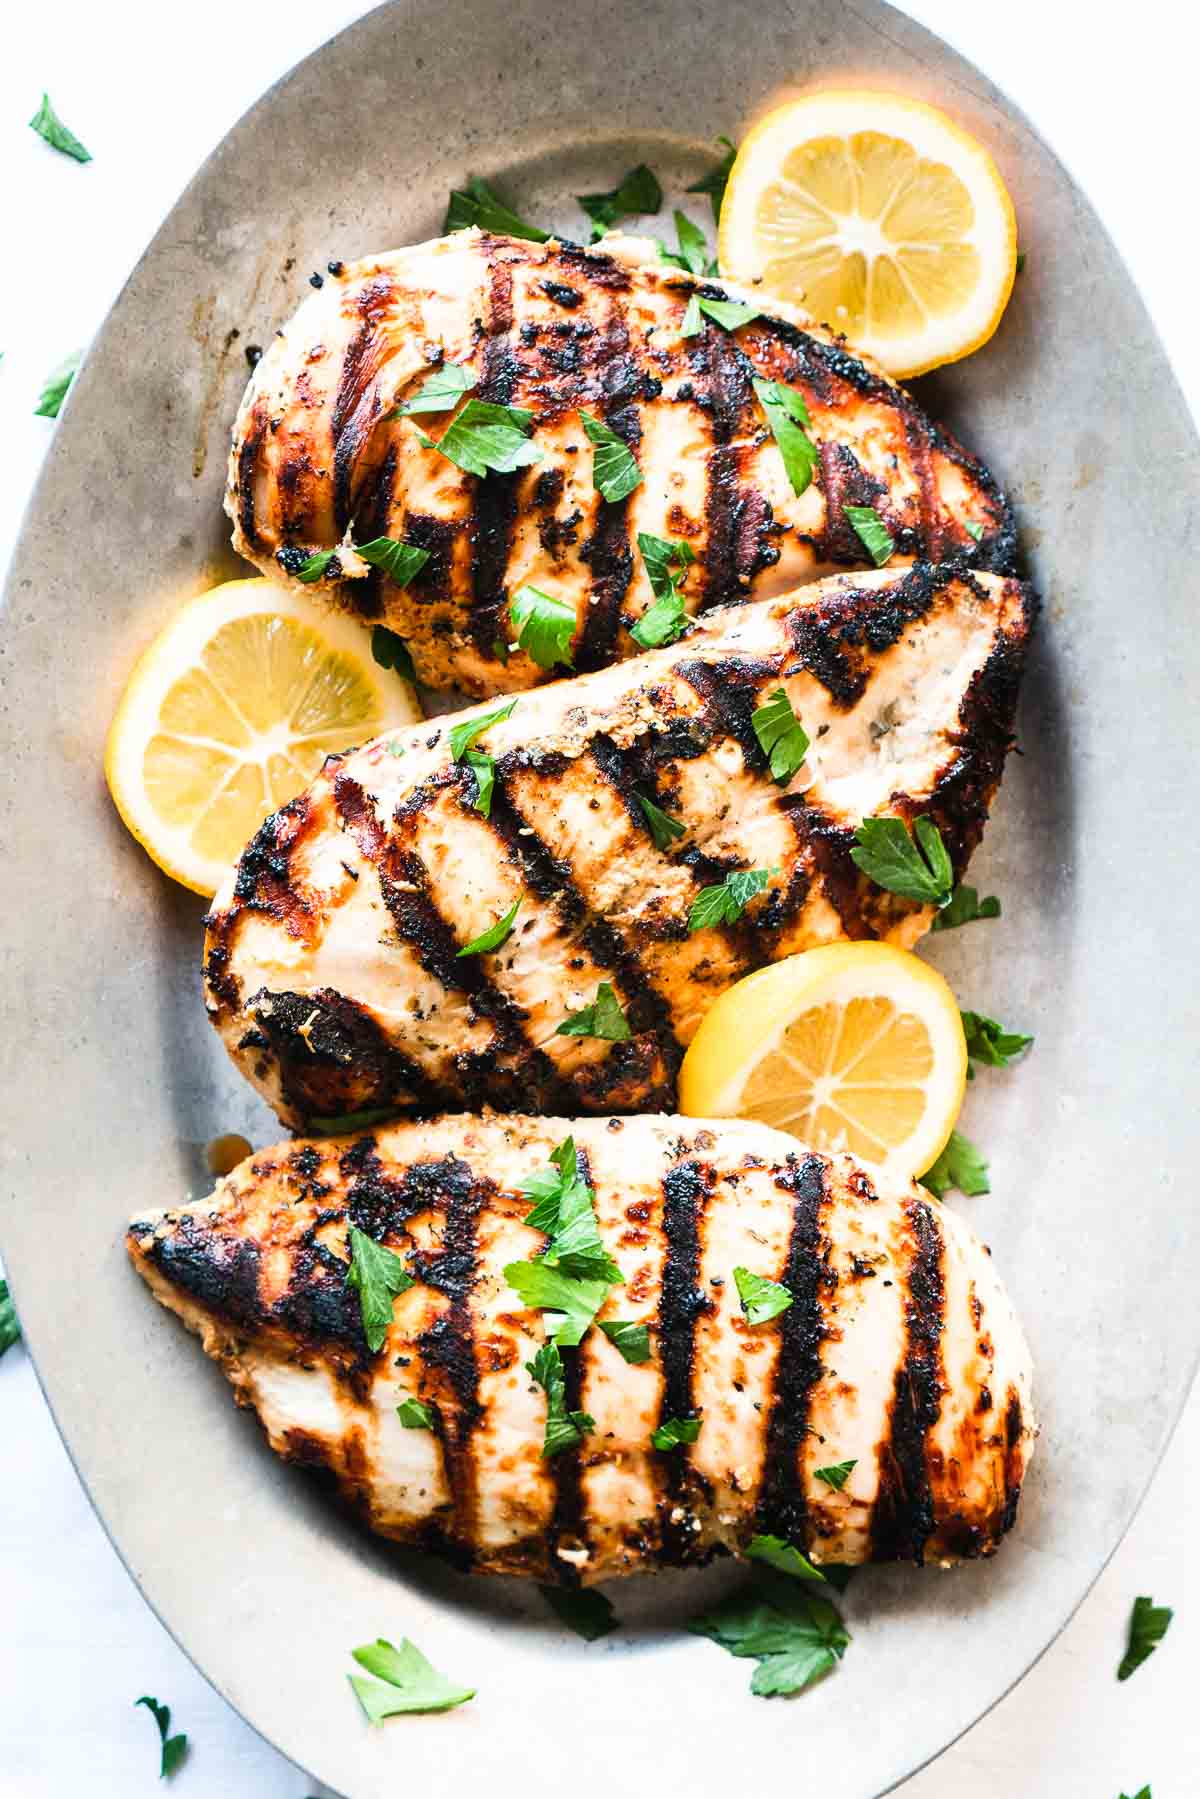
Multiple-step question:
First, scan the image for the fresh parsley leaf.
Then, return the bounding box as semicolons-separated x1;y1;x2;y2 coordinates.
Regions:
752;686;810;785
511;584;576;669
526;1340;595;1456
843;504;895;567
813;1459;857;1491
418;397;541;478
0;1281;20;1361
963;518;985;543
930;884;1000;931
397;1398;435;1430
598;1319;652;1363
518;1135;581;1221
652;1416;702;1450
350;1637;475;1719
357;537;430;587
960;1010;1033;1078
461;748;495;818
687;136;737;222
1118;1595;1173;1681
29;93;91;162
503;1261;612;1346
578;163;663;240
309;1106;401;1135
34;351;80;418
370;626;416;680
630;588;687;648
691;1572;850;1698
135;1696;188;1778
637;789;686;850
457;896;521;957
294;549;337;583
658;209;716;276
346;1223;415;1352
752;376;819;498
540;1584;618;1640
688;866;776;932
556;981;632;1042
443;174;549;242
520;1144;623;1285
1118;1789;1151;1799
1015;250;1027;274
681;295;761;337
629;532;695;649
391;363;476;417
581;410;642;501
851;816;954;909
734;1265;793;1325
746;1535;829;1585
449;697;518;760
922;1129;990;1199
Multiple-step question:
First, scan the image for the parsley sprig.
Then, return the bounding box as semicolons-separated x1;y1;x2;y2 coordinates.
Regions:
357;536;430;587
681;293;761;337
657;209;717;276
540;1585;618;1640
931;884;1001;931
960;1010;1033;1077
752;687;810;785
637;789;686;850
922;1129;990;1199
417;398;541;478
814;1459;857;1491
691;1567;850;1697
34;351;80;419
0;1280;20;1361
457;896;522;957
391;363;475;417
653;1416;702;1450
843;504;895;567
851;816;954;909
688;866;777;932
345;1224;415;1352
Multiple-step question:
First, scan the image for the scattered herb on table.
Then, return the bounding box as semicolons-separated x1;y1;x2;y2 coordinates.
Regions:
29;93;91;162
960;1010;1034;1077
578;163;663;240
1117;1595;1173;1681
34;351;80;418
444;175;548;242
690;1568;850;1697
134;1696;188;1778
0;1281;20;1361
922;1129;990;1199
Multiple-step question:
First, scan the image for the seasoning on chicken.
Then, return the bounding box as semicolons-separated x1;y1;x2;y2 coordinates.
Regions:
127;1112;1035;1582
204;562;1035;1130
226;228;1015;696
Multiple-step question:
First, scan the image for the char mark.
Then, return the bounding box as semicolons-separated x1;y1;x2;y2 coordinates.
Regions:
871;1196;945;1564
544;1144;596;1582
655;1158;715;1562
245;985;449;1120
467;260;522;659
755;1154;830;1545
782;560;946;709
330;273;397;535
413;1177;486;1560
236;401;268;551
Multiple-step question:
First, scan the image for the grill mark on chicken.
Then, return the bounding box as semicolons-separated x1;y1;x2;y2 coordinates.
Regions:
467;254;521;660
656;1158;714;1561
871;1197;946;1563
246;985;451;1119
756;1154;830;1543
576;297;639;671
783;559;946;707
544;1143;597;1578
235;400;268;552
331;273;397;536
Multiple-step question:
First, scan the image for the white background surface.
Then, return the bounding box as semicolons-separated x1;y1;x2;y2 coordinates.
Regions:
1;3;1195;1794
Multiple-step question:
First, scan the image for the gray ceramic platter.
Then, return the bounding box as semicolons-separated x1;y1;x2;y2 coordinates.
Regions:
3;2;1199;1794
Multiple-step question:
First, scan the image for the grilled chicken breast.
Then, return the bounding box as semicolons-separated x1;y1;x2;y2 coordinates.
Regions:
205;562;1035;1131
226;228;1015;696
128;1113;1035;1581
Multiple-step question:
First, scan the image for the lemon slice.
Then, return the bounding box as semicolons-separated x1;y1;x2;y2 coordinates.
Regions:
718;90;1017;378
678;943;967;1180
105;578;421;896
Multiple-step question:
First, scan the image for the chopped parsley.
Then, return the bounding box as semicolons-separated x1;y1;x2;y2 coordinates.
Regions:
746;1535;831;1585
461;748;495;817
688;866;777;932
371;626;416;680
851;816;954;909
578;163;663;240
1118;1595;1173;1681
0;1280;20;1361
294;549;337;583
922;1129;990;1199
843;504;895;567
449;697;518;760
581;410;642;502
1015;250;1027;274
417;398;541;478
349;1637;475;1720
960;1010;1033;1078
813;1459;857;1491
963;518;985;543
134;1697;188;1778
443;175;548;242
1119;1789;1151;1799
687;136;737;222
733;1266;793;1325
527;1340;595;1456
657;209;716;275
540;1584;618;1640
931;883;1000;931
752;377;820;497
599;1320;652;1364
630;532;695;648
511;584;576;669
396;1398;435;1430
518;1137;622;1284
652;1416;702;1451
357;537;430;587
637;789;686;850
29;93;92;162
457;896;522;958
346;1224;415;1352
391;363;476;417
681;293;761;337
504;1261;612;1345
691;1570;850;1697
556;981;632;1042
752;687;810;785
34;351;80;418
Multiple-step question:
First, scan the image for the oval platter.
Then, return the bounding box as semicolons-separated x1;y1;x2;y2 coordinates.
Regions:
2;1;1198;1794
